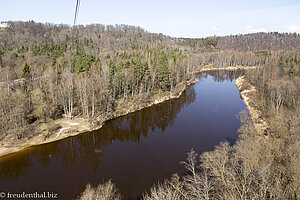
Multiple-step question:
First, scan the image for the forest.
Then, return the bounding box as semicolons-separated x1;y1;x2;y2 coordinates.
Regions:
0;21;300;199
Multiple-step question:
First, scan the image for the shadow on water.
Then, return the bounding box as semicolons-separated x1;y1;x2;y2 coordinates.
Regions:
0;70;246;200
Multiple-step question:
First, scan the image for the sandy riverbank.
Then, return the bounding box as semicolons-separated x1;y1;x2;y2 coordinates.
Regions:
235;76;268;134
197;65;258;73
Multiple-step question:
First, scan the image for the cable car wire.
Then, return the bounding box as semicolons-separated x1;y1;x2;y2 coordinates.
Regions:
73;0;80;26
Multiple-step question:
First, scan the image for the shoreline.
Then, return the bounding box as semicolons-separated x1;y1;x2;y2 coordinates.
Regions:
0;66;259;158
196;65;258;73
235;75;268;134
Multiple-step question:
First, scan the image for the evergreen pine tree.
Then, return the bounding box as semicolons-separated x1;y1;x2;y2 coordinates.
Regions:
22;62;31;78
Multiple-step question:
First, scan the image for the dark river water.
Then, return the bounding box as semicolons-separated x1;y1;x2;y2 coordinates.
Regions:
0;70;247;200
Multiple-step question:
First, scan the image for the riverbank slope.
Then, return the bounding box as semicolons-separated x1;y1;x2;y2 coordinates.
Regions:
235;75;268;134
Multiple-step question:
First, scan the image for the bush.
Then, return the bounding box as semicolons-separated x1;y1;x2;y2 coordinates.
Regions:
10;53;18;59
78;180;122;200
46;120;61;132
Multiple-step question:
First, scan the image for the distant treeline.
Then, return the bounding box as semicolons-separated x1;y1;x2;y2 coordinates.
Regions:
177;32;300;51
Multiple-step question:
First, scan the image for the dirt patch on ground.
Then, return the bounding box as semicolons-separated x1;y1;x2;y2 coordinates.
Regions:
0;117;92;157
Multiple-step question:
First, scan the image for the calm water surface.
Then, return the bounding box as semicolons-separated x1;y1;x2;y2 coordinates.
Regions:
0;70;247;199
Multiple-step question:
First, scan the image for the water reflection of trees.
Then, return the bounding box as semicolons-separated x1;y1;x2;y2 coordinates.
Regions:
76;86;196;169
0;142;60;179
0;85;196;179
199;70;245;82
95;86;196;141
0;152;33;179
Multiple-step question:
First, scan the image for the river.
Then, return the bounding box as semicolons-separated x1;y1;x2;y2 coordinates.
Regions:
0;70;247;199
